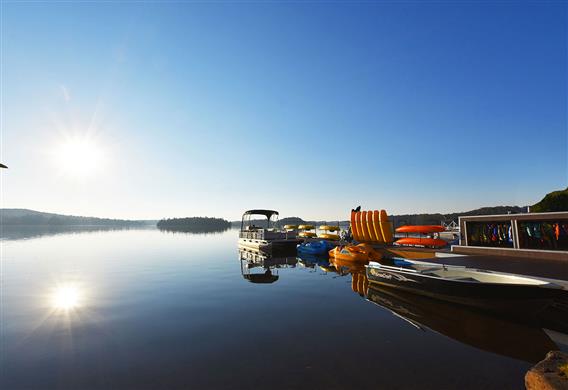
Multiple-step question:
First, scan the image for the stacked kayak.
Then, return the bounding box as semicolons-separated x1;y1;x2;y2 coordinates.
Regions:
298;225;317;238
297;240;335;255
318;225;340;240
284;224;298;231
350;209;393;244
396;225;445;234
394;225;447;248
395;237;447;248
329;243;382;262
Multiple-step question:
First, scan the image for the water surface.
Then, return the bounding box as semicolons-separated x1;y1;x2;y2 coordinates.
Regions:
1;228;564;389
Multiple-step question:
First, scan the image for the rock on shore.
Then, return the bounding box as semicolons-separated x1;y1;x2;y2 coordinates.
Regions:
525;351;568;390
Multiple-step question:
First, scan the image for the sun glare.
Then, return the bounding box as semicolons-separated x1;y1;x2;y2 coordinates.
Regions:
51;284;83;311
53;135;105;177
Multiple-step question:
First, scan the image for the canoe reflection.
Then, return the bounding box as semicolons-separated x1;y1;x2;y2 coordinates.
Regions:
366;285;560;363
238;246;297;284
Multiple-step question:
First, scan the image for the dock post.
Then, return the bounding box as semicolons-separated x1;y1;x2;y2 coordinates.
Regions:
511;218;520;249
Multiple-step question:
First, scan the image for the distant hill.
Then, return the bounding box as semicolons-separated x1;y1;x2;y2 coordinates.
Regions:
390;206;528;227
531;187;568;213
231;206;529;229
0;209;154;226
157;217;231;233
230;216;346;228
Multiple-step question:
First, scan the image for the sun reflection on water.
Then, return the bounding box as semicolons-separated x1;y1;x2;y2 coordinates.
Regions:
50;283;84;311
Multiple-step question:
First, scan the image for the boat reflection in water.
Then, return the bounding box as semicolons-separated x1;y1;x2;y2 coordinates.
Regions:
328;257;370;296
366;284;567;364
296;253;331;274
238;246;297;284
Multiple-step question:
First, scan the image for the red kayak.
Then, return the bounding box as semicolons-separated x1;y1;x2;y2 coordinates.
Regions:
395;225;445;234
395;237;447;248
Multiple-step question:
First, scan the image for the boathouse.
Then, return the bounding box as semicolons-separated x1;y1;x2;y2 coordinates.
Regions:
453;212;568;261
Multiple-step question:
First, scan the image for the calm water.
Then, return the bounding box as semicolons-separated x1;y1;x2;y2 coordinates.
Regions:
1;228;566;389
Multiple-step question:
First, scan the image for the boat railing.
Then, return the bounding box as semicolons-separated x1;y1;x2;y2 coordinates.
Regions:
239;229;291;241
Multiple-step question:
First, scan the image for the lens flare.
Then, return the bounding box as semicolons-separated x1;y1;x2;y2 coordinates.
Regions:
51;284;82;310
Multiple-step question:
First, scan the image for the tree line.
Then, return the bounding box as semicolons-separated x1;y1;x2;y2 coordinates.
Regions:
157;217;231;232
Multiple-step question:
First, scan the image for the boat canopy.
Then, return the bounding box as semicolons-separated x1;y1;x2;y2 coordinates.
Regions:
241;209;279;230
242;209;279;218
243;273;279;284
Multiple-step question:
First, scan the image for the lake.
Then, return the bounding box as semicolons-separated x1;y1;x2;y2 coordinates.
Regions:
1;227;565;389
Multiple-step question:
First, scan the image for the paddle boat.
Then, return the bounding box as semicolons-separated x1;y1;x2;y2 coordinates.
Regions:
238;209;301;252
329;243;382;262
366;258;565;315
297;240;335;255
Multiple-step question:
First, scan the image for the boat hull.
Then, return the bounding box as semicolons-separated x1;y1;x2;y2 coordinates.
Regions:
366;265;564;315
395;225;445;234
395;237;447;248
238;238;300;253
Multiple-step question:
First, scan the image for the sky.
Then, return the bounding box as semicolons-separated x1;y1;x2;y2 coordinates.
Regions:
1;1;566;221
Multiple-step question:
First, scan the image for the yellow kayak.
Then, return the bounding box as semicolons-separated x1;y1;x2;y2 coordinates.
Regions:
319;225;339;231
318;233;340;240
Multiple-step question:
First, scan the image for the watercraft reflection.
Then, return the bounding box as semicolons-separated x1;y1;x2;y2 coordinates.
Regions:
366;285;561;363
297;253;332;270
238;246;297;284
328;257;369;296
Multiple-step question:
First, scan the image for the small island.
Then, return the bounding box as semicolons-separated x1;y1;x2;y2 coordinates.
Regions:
157;217;231;233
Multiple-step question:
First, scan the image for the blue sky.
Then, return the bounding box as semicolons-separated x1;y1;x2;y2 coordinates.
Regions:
1;1;566;220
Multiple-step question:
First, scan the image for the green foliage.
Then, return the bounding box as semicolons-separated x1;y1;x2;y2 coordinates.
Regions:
531;188;568;212
277;217;306;226
157;217;231;232
0;209;149;226
392;206;528;226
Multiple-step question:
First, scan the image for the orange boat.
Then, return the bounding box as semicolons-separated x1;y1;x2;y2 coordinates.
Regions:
395;237;447;248
396;225;445;234
329;243;382;262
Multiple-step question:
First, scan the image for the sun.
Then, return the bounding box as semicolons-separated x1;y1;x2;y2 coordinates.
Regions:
53;135;105;177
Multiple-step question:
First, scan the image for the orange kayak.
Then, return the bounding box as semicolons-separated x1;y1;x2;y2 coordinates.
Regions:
329;243;382;262
395;237;447;248
395;225;445;234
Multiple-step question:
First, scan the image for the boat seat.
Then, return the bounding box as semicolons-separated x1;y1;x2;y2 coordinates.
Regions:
417;267;443;275
450;277;479;282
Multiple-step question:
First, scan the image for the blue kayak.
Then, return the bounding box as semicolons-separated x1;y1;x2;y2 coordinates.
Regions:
297;240;334;255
